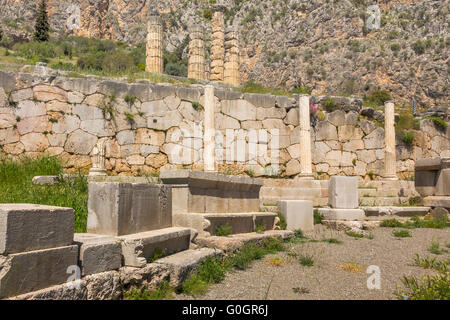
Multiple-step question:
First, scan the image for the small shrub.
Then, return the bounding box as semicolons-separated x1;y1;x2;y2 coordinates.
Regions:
380;218;404;228
321;97;338;112
408;196;422;206
365;90;392;106
263;238;285;253
393;230;412;238
255;222;265;233
231;242;266;270
368;171;375;180
401;131;415;145
215;223;233;236
196;257;227;284
424;117;448;131
413;254;448;273
267;257;283;267
293;229;307;239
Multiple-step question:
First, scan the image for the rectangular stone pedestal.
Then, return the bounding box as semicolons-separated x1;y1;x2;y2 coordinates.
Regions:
277;200;314;231
328;176;358;209
318;208;365;221
160;170;263;214
0;245;78;299
87;182;172;236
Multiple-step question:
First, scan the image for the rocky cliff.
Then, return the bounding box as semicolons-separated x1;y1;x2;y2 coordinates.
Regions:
0;0;449;106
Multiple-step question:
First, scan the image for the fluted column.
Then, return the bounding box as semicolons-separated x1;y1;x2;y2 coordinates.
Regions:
384;101;398;180
188;25;206;80
204;85;215;172
210;8;225;82
297;95;313;179
224;27;240;86
145;13;163;74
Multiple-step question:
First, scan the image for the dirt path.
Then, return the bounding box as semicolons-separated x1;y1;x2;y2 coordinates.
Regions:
177;225;450;300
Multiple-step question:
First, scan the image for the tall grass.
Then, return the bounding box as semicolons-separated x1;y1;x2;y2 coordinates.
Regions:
0;155;88;232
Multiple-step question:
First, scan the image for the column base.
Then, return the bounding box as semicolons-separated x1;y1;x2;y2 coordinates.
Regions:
89;168;107;176
296;172;314;180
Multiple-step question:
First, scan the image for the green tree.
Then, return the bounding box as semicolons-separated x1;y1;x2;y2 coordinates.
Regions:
34;0;50;42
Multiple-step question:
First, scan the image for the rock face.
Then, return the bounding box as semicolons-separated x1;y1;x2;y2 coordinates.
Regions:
0;0;448;105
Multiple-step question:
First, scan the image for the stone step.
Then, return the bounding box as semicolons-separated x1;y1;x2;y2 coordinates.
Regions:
359;196;409;207
260;187;326;198
259;205;279;213
117;227;192;268
260;196;328;207
361;206;431;217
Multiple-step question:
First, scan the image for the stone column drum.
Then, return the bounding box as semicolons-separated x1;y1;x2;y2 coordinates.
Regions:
145;13;164;74
384;101;398;180
224;28;240;86
210;8;225;82
204;85;215;172
297;95;313;179
188;25;206;80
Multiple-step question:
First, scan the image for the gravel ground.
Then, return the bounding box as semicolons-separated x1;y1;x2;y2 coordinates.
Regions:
176;225;450;300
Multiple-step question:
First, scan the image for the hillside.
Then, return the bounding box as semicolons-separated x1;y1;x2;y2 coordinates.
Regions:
0;0;448;107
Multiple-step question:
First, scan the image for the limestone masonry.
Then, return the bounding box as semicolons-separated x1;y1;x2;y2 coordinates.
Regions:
0;70;449;179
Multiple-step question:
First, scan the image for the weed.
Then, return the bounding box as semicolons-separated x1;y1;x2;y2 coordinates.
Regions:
413;254;448;273
150;248;166;262
313;209;323;225
255;223;266;234
338;262;363;273
293;229;307;239
346;231;364;238
299;254;314;267
215;223;233;236
322;238;343;244
277;212;287;230
393;230;412;238
123;281;174;300
196;257;227;284
182;273;209;296
267;257;283;267
396;273;450;300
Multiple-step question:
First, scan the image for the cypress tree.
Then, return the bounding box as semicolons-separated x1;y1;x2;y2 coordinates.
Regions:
34;0;50;42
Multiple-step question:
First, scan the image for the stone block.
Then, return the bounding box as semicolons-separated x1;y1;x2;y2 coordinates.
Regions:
415;170;438;197
318;208;365;221
0;204;74;255
435;168;450;196
87;182;172;236
118;227;191;267
73;233;122;276
277;200;314;232
155;248;222;288
0;245;78;299
328;176;359;209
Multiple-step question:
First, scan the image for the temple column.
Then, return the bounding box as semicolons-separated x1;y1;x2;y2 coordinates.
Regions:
210;7;225;82
384;100;398;180
297;95;313;179
188;25;206;80
224;28;240;86
145;12;163;74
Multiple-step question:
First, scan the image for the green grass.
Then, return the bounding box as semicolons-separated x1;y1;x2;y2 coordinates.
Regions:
322;238;343;244
380;216;449;229
181;237;286;296
0;155;88;232
393;230;412;238
214;223;233;236
397;254;450;300
277;212;287;230
346;231;364;239
123;281;175;300
313;209;323;225
298;254;314;267
428;241;448;255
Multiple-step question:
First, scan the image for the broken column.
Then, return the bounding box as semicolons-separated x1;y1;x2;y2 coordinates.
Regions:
204;85;216;172
188;25;206;80
210;7;225;82
0;204;78;298
384;101;398;180
224;27;240;86
297;95;313;179
145;12;164;74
